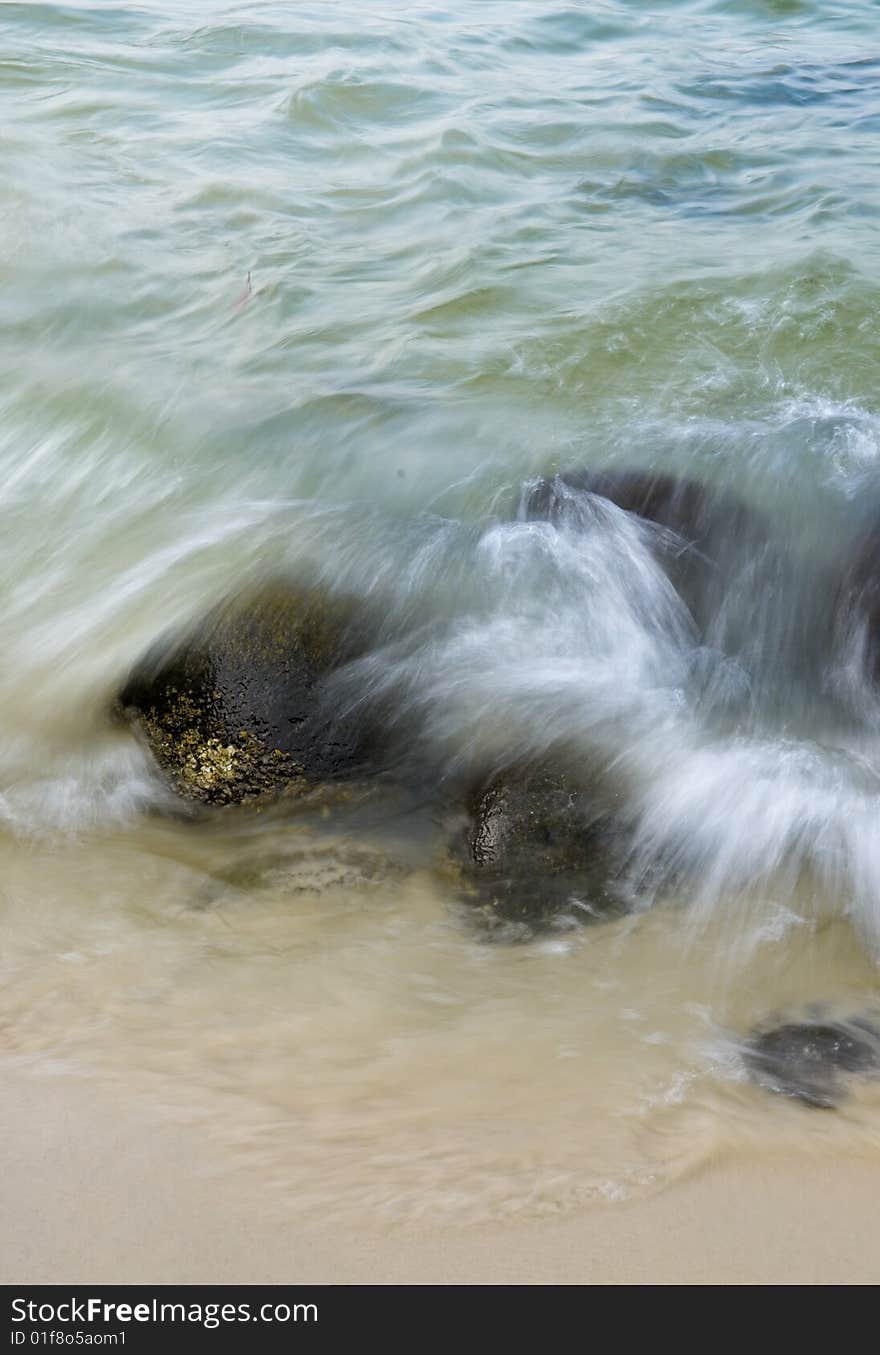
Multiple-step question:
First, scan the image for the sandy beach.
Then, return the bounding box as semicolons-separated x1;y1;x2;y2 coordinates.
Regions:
2;1065;878;1286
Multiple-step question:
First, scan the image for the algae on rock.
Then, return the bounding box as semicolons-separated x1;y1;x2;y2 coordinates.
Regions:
120;584;376;807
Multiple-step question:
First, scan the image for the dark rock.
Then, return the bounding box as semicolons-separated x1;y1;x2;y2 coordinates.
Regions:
119;583;379;806
744;1018;880;1109
523;468;760;630
459;769;625;941
525;469;715;539
834;518;880;683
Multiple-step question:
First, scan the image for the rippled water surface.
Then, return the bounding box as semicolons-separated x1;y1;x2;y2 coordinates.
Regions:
3;0;880;1225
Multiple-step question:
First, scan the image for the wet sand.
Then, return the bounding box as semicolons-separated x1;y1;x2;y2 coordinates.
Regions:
2;1065;878;1286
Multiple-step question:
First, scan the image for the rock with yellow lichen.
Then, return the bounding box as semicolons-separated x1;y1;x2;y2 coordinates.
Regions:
119;583;378;807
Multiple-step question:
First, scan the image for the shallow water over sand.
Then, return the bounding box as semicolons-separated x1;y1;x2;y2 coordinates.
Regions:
3;0;880;1227
4;798;880;1225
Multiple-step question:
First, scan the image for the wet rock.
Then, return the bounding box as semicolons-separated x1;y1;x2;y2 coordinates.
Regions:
459;769;625;941
834;518;880;683
745;1017;880;1109
525;468;715;538
119;583;379;806
523;468;759;629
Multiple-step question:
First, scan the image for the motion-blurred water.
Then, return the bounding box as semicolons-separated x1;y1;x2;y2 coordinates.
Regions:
3;1;880;1223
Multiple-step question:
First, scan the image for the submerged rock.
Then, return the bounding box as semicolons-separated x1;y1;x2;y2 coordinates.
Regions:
193;838;407;911
459;769;625;941
745;1017;880;1109
119;583;379;806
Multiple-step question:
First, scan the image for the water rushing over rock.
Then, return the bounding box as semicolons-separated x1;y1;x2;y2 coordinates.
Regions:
4;0;880;1220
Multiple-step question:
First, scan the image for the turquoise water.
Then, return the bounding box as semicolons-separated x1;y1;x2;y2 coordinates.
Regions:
3;2;880;1226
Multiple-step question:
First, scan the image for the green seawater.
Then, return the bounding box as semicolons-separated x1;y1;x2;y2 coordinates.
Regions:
3;2;880;549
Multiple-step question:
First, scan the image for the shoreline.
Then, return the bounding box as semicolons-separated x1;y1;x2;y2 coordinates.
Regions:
3;1065;878;1286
